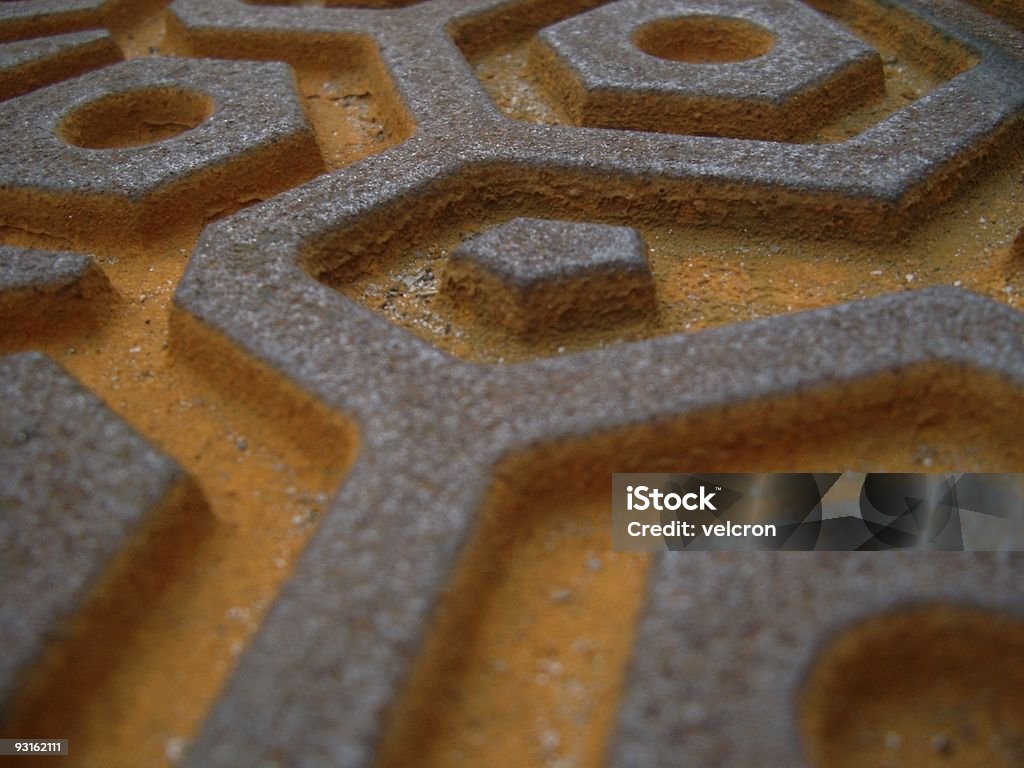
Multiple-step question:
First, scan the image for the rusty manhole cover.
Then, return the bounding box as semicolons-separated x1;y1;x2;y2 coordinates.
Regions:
2;1;1024;767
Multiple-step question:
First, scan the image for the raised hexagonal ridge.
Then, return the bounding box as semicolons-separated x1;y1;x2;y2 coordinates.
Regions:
530;0;885;139
0;57;323;247
0;352;207;712
609;556;1024;768
443;217;656;332
0;0;1022;764
0;0;161;43
167;0;1024;233
0;30;121;101
0;245;112;340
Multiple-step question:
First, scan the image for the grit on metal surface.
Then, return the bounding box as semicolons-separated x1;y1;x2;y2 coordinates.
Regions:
0;1;1023;768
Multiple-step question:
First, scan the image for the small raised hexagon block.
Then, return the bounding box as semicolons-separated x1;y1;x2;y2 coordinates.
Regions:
442;217;656;334
0;245;103;300
0;245;112;343
529;0;884;139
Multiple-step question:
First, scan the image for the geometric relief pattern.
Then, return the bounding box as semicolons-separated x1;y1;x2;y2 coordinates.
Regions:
1;0;1023;766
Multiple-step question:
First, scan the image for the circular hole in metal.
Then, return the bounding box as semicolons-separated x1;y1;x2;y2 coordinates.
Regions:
58;87;214;149
632;15;775;64
800;605;1024;768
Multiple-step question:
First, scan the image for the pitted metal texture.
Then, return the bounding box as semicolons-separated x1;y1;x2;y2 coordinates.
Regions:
531;0;884;138
0;1;1022;767
0;352;202;715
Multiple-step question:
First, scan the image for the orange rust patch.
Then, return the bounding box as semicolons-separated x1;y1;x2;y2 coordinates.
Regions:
801;606;1024;768
294;58;414;171
1;3;1024;768
376;487;651;768
376;361;1024;768
163;18;416;171
0;222;357;767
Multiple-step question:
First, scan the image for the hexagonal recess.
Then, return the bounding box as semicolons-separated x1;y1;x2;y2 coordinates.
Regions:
608;555;1024;768
0;352;206;713
176;124;1024;766
443;218;656;333
165;0;1024;238
529;0;885;139
0;57;323;247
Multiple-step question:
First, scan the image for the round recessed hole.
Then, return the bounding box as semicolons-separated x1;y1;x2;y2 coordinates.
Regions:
632;15;775;64
57;87;214;149
800;605;1024;768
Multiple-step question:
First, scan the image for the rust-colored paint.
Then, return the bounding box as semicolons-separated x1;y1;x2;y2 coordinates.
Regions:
1;4;1023;768
802;606;1024;768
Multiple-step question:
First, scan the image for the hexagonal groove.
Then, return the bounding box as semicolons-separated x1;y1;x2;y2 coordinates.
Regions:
0;352;210;716
257;126;1024;364
442;217;656;333
177;142;1024;767
800;605;1024;768
804;0;980;82
0;30;122;102
529;0;886;140
0;57;324;248
450;1;1022;221
0;245;114;345
298;158;871;301
165;3;417;169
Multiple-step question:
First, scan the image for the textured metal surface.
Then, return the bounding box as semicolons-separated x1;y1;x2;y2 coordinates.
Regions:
169;0;1024;236
0;0;1022;766
443;217;655;331
0;30;120;101
0;245;96;297
179;257;1024;765
0;56;322;243
610;553;1024;767
0;352;198;714
532;0;884;138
